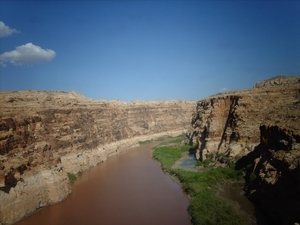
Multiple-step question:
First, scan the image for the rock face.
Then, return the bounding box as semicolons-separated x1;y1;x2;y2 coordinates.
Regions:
191;76;300;161
0;90;196;225
191;75;300;224
236;125;300;225
254;75;300;88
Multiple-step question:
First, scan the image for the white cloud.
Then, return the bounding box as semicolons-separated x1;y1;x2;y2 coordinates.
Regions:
0;43;56;66
0;21;20;37
219;87;228;92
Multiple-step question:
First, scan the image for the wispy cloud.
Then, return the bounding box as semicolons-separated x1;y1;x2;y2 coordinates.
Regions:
0;43;56;67
0;21;20;37
219;87;228;92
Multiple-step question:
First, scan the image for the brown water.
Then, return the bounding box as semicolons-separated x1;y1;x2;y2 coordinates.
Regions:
15;143;191;225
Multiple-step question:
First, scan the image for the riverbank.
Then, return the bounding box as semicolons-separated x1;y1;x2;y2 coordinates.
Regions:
152;139;255;225
1;130;186;225
14;141;191;225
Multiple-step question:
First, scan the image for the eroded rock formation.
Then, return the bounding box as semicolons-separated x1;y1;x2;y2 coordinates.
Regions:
191;76;300;161
236;125;300;224
192;75;300;224
0;91;195;225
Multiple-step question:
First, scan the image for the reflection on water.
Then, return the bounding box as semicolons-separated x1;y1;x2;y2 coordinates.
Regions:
172;152;197;171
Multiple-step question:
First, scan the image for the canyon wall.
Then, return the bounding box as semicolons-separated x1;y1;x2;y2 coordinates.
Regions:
192;76;300;224
236;125;300;225
191;76;300;160
0;91;195;225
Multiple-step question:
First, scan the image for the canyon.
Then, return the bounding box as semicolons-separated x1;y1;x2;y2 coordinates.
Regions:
191;76;300;224
1;75;299;225
0;91;195;225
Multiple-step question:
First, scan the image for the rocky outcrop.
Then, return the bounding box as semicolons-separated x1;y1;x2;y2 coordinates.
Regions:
191;76;300;161
254;75;299;88
236;125;300;225
191;75;300;224
0;90;195;225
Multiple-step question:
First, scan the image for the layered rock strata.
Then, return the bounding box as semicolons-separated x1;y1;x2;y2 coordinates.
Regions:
191;76;300;161
0;91;195;225
191;75;300;224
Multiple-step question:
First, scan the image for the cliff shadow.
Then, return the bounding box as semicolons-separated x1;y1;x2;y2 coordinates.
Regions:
217;96;240;153
0;165;27;194
0;172;18;194
236;144;300;225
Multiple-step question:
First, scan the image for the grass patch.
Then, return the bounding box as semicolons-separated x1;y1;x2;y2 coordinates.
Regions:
152;139;248;225
189;190;247;225
138;140;153;145
67;170;83;184
67;173;76;183
196;158;214;167
153;144;191;170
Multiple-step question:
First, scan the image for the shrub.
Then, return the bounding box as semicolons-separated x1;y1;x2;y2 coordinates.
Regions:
196;158;213;168
196;160;203;167
67;173;76;183
205;152;215;160
67;170;84;184
250;172;256;181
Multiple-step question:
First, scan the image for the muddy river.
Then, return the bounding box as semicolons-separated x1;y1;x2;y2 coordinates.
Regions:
15;143;191;225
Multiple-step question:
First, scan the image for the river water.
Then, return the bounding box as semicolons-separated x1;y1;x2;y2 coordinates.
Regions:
15;143;191;225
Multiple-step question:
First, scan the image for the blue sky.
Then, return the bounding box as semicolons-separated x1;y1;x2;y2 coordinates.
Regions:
0;1;299;101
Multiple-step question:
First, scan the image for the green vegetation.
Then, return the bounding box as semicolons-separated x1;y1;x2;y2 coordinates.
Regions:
216;153;236;169
67;173;76;183
67;170;83;184
156;135;172;141
249;172;256;181
138;135;172;145
194;152;237;169
152;138;248;225
196;158;214;168
153;144;191;171
138;133;186;145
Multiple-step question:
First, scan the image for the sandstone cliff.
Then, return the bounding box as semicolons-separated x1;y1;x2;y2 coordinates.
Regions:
191;76;300;161
0;91;195;225
191;75;300;224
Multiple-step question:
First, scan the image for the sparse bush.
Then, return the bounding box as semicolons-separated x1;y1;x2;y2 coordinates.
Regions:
250;172;256;181
196;158;213;168
67;170;84;184
67;173;76;183
205;152;215;160
77;169;83;176
196;160;203;167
